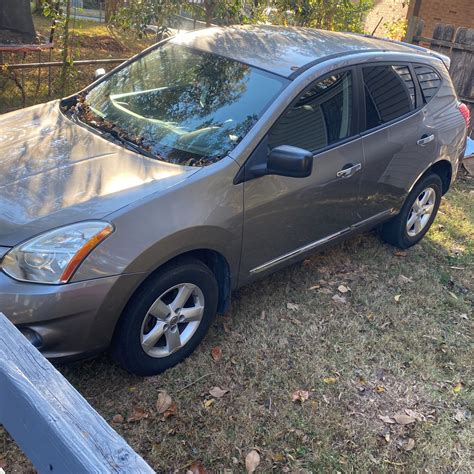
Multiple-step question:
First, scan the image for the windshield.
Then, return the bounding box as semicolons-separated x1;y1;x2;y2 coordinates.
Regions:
76;43;287;166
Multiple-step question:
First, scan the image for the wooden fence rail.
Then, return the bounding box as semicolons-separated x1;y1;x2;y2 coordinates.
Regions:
0;313;154;473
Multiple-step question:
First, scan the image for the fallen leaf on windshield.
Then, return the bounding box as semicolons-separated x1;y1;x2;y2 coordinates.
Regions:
127;407;149;423
209;386;229;398
245;450;261;473
211;346;222;362
156;391;173;414
292;390;310;403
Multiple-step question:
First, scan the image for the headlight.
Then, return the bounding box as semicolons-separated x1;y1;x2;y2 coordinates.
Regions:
2;221;114;284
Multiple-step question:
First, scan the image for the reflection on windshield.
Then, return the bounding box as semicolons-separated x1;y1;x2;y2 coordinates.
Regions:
70;43;287;166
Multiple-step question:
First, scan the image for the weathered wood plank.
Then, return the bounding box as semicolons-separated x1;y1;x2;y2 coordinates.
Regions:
0;313;154;474
450;27;474;102
413;36;474;52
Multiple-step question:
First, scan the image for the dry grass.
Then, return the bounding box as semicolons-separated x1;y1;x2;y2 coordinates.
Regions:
1;172;472;473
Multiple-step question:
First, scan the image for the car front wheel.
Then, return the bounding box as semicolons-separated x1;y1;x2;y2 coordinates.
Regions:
111;257;218;376
380;173;442;249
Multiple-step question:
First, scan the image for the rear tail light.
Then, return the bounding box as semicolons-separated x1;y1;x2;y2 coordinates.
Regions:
458;102;471;128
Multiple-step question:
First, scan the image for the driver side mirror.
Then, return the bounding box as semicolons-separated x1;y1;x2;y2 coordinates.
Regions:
267;145;313;178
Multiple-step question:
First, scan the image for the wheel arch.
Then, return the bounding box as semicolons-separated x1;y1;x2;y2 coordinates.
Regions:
420;160;453;195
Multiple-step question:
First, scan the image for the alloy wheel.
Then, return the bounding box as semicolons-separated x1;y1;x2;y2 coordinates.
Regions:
140;283;205;358
406;187;436;237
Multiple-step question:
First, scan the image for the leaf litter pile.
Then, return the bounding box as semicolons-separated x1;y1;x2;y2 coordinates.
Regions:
0;174;472;472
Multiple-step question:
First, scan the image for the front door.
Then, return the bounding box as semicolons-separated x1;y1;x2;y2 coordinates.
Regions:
239;68;365;280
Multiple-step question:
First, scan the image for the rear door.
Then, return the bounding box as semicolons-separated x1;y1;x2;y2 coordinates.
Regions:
358;62;437;220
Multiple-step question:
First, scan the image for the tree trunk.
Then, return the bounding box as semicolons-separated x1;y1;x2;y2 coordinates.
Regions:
0;0;36;42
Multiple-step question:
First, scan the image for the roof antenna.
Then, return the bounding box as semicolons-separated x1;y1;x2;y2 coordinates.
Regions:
371;16;384;36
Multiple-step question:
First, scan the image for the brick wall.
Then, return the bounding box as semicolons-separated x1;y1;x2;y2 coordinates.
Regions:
364;0;409;38
407;0;474;37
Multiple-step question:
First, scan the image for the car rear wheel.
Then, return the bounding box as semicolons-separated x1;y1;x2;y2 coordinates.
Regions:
111;257;218;376
380;174;442;249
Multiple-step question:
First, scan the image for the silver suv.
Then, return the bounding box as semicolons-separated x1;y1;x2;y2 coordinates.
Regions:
0;26;469;375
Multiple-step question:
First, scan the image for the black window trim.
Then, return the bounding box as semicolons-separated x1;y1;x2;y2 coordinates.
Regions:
356;61;424;136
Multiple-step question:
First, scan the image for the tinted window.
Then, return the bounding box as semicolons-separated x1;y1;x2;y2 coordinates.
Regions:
363;65;416;129
414;65;442;103
269;71;353;153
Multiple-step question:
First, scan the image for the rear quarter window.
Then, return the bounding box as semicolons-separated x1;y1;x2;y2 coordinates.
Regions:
414;65;442;103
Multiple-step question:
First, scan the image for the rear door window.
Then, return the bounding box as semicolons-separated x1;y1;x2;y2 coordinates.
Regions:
414;65;442;103
362;64;416;130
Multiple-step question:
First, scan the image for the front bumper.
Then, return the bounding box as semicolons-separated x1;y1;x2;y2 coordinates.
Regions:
0;271;145;360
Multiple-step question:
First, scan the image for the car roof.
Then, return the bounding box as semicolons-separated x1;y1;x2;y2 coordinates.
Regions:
170;25;431;78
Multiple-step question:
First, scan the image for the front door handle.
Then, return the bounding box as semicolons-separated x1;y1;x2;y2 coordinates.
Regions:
337;163;362;178
417;134;435;146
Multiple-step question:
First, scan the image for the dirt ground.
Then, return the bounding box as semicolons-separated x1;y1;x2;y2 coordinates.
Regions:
0;171;472;473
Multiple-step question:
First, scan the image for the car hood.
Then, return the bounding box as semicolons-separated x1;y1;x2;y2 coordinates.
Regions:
0;101;200;246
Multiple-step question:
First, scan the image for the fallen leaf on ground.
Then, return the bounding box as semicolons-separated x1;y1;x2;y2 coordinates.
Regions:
454;409;467;422
323;376;338;384
211;346;222;362
163;403;177;419
337;285;350;294
127;407;149;423
404;438;415;451
393;413;416;425
448;291;458;300
394;251;407;257
292;389;310;403
187;460;207;474
404;409;424;421
319;288;332;295
332;294;347;304
398;275;413;284
203;399;215;408
245;450;261;473
375;385;385;393
453;382;463;394
378;415;395;424
394;294;401;303
287;302;299;311
112;414;124;423
309;284;321;290
156;391;173;414
209;386;229;398
272;453;285;463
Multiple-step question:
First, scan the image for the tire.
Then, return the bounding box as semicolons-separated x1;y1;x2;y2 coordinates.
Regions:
111;257;218;376
380;173;442;249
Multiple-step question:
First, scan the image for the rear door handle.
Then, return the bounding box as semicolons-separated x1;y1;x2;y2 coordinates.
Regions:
417;134;435;146
337;163;362;178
